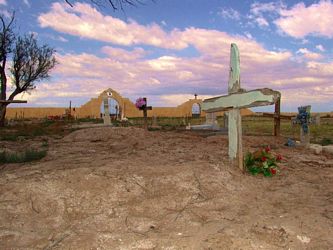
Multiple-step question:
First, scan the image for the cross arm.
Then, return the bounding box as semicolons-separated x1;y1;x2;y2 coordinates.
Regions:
0;100;27;104
139;106;152;111
202;88;280;113
291;116;320;125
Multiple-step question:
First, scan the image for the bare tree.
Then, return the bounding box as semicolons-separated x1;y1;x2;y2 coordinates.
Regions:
65;0;150;11
0;14;56;126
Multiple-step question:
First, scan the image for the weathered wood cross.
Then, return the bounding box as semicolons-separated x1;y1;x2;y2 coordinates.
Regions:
202;43;281;171
139;97;152;130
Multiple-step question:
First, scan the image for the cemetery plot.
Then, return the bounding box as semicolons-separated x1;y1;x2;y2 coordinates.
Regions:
0;126;332;249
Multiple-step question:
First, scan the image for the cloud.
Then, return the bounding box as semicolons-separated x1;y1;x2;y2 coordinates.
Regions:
160;94;214;106
297;48;323;60
218;7;241;20
307;61;333;75
101;46;146;61
42;33;68;42
0;9;10;18
248;1;285;28
250;1;283;15
34;2;333;111
38;2;188;50
275;0;333;38
0;0;6;6
254;17;269;27
281;86;333;107
23;0;30;7
316;44;325;52
38;2;292;66
272;77;326;86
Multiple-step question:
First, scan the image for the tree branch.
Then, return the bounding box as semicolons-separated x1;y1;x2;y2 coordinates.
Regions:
64;0;146;10
65;0;74;7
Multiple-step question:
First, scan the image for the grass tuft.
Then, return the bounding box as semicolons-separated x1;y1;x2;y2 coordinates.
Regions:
0;149;47;164
1;134;19;141
320;138;333;146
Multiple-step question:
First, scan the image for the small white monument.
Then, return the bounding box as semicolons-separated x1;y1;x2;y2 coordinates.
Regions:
103;92;112;126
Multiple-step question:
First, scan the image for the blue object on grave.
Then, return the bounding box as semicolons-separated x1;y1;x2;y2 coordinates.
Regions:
285;138;296;147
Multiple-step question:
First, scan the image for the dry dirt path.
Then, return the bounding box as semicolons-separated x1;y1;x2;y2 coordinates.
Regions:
0;127;332;249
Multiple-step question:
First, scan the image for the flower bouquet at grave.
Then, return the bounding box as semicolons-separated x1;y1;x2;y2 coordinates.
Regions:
244;146;282;177
135;97;146;110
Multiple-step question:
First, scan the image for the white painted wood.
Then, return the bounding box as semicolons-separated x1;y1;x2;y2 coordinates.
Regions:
228;44;241;93
202;43;281;171
202;88;280;113
228;109;240;158
227;43;243;170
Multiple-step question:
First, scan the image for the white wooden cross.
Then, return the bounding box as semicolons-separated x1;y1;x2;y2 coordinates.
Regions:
202;43;281;171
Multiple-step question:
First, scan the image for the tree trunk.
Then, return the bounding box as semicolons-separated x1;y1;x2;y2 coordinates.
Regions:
0;103;7;127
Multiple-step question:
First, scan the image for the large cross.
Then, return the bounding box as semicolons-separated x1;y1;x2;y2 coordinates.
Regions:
202;43;281;171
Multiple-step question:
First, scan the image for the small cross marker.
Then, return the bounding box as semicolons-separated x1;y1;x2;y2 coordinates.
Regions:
292;105;320;147
138;97;152;130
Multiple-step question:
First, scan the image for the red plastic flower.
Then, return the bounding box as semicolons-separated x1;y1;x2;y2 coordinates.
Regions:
265;146;270;153
276;154;282;161
261;156;267;162
270;168;277;175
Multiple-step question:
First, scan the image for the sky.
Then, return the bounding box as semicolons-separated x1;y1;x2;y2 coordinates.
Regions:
1;0;333;112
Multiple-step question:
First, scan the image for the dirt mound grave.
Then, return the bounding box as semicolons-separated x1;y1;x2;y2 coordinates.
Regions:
0;127;332;249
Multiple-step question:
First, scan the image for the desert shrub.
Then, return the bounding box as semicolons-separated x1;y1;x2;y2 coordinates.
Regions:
0;149;47;164
41;119;56;127
320;138;333;146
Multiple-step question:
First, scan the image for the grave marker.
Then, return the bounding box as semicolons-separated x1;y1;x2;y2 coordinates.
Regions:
151;115;161;129
139;97;152;130
292;105;320;147
103;98;112;125
188;112;220;130
152;115;158;127
202;43;280;171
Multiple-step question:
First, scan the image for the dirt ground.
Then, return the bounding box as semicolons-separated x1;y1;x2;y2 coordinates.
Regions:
0;127;332;249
